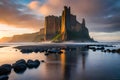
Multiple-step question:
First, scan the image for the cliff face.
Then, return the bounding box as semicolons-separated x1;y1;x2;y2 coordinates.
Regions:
44;6;93;41
10;32;39;42
61;6;93;41
44;16;61;41
61;6;71;40
0;31;44;43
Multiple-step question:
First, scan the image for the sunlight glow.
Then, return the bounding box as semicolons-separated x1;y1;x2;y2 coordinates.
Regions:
0;24;36;38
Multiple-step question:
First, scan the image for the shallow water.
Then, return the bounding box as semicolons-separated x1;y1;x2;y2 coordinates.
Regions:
0;43;120;80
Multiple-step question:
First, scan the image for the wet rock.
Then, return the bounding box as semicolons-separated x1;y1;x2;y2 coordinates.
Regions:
41;60;45;63
27;59;40;68
12;59;27;74
111;49;117;53
0;75;8;80
57;51;63;54
44;53;49;56
89;47;96;50
106;49;111;52
93;49;96;52
34;60;40;68
21;49;33;53
96;47;105;50
0;64;12;75
117;49;120;53
103;50;106;52
47;48;63;54
15;59;26;64
13;64;27;74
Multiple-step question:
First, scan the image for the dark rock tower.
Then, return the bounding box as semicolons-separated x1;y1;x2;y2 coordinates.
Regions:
61;6;93;41
61;6;71;41
82;18;85;27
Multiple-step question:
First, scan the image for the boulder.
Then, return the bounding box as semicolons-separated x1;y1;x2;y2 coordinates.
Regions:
34;60;40;68
0;75;8;80
27;59;40;68
12;59;27;74
15;59;26;64
0;64;12;75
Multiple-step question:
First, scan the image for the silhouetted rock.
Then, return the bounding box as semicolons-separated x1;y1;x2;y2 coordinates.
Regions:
117;49;120;53
0;64;12;75
27;59;40;68
103;50;106;52
0;75;8;80
34;60;40;68
12;59;27;74
41;60;45;63
47;48;63;54
21;49;33;53
93;49;96;52
96;47;105;50
106;49;111;52
111;49;117;53
15;59;26;64
44;53;49;56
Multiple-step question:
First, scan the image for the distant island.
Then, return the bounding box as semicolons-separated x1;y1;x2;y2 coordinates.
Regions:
0;6;94;43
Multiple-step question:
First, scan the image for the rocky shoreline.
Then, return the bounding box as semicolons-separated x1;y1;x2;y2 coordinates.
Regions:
0;59;44;80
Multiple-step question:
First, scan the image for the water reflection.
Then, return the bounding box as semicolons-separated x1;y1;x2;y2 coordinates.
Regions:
1;45;120;80
62;47;88;80
39;46;88;80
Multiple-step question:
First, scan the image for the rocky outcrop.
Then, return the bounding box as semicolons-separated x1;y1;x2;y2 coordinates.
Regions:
61;6;93;41
44;6;94;42
44;15;61;41
10;32;39;42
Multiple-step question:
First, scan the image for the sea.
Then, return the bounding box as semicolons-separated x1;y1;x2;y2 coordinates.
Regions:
0;42;120;80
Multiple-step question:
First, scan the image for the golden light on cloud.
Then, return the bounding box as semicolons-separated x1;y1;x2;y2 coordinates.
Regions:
28;1;40;10
27;0;63;16
48;0;62;6
38;5;50;16
28;1;50;16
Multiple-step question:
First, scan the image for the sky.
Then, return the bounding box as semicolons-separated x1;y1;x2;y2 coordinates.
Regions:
0;0;120;42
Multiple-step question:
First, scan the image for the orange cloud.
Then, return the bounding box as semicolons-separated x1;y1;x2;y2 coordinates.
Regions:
28;0;64;16
0;0;44;30
28;1;40;10
38;5;50;16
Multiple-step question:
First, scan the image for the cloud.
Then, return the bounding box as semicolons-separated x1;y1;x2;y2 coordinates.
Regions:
0;0;120;33
28;1;40;10
30;0;120;32
90;32;120;42
28;0;64;16
0;0;44;30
